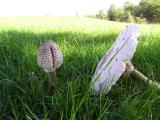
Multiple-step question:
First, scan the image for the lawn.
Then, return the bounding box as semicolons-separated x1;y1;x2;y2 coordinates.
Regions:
0;17;160;120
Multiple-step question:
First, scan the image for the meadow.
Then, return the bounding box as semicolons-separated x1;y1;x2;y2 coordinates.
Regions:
0;17;160;120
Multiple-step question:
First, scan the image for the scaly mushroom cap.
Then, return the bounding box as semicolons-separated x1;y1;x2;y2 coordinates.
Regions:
37;40;63;72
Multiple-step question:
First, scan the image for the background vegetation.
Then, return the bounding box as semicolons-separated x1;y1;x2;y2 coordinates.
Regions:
0;17;160;119
92;0;160;23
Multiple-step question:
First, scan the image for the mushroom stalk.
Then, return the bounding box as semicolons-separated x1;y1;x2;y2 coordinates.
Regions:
125;61;160;89
47;71;57;94
48;71;57;86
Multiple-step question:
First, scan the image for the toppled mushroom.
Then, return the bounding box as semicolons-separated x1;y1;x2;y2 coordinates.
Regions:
91;25;160;96
91;25;140;95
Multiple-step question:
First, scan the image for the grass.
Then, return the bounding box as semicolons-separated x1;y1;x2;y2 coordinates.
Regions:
0;16;160;120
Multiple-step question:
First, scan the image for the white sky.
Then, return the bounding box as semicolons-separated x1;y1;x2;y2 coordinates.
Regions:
0;0;140;16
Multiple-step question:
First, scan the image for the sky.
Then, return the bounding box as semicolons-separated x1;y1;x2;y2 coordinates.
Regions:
0;0;140;16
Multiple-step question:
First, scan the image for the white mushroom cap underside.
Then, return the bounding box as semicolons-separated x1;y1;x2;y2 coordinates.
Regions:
92;25;140;95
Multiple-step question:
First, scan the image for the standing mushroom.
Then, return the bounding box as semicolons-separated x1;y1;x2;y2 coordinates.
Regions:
37;40;63;89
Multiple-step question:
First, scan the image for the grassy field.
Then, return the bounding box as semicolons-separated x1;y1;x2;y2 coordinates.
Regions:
0;17;160;120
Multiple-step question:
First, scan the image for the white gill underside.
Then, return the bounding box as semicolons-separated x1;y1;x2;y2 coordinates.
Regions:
92;25;140;95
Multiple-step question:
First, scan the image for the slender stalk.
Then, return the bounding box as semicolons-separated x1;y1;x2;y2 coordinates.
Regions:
48;71;57;85
130;69;148;82
130;69;160;89
148;80;160;89
47;71;57;94
125;61;160;89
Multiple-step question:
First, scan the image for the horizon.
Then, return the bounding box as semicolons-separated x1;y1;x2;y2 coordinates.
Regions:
0;0;140;17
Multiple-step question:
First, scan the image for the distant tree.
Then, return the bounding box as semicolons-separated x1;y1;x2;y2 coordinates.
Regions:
118;10;135;23
139;0;160;22
123;0;137;16
108;4;119;21
135;16;147;23
117;8;125;22
105;0;160;23
76;11;79;17
126;11;134;22
96;10;107;20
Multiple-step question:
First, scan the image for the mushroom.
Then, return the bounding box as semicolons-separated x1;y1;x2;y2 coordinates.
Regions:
91;25;160;95
37;40;63;88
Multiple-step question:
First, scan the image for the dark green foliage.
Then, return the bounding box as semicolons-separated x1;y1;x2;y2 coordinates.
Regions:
108;4;119;21
139;0;160;22
96;0;160;23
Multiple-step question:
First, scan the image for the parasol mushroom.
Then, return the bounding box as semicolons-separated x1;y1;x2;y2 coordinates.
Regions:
91;25;160;95
37;40;63;88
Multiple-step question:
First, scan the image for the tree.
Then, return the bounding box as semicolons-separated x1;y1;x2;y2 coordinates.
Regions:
96;10;107;20
105;0;160;23
117;8;125;22
126;11;134;23
139;0;160;22
123;0;137;16
108;4;119;21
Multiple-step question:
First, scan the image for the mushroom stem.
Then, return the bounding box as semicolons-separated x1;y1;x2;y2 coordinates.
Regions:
47;71;57;94
48;71;57;86
125;61;160;89
130;69;148;82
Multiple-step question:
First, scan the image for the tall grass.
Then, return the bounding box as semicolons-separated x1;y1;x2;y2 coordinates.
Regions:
0;17;160;120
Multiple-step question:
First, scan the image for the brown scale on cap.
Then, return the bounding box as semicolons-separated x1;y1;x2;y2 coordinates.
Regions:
37;40;63;72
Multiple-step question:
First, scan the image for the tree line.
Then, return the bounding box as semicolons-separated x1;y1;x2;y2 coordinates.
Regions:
88;0;160;23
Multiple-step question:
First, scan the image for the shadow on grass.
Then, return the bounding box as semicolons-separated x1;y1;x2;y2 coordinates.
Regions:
0;30;160;119
0;29;117;80
0;30;117;119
